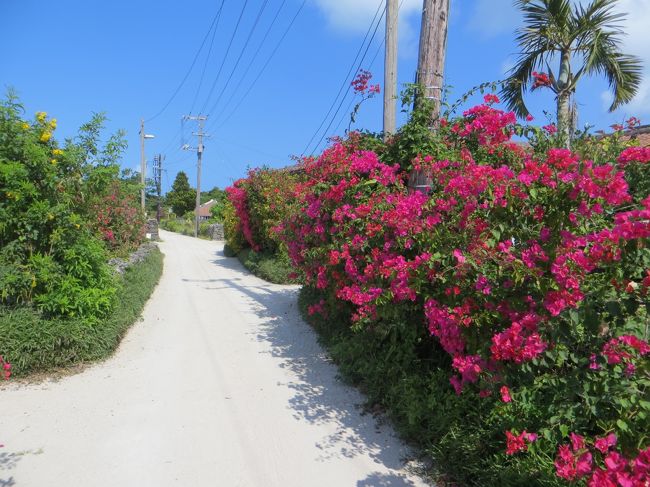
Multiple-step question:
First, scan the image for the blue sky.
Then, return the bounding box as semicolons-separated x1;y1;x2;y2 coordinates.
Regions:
2;0;649;193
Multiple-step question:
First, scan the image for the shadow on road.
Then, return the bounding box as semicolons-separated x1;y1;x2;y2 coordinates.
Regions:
199;249;423;483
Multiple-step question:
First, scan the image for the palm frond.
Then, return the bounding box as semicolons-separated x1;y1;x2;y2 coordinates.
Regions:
500;50;547;117
598;50;643;111
572;0;625;47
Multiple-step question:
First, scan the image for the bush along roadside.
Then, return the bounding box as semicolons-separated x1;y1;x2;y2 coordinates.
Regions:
236;247;300;285
226;92;650;485
0;244;163;376
0;94;159;377
223;167;304;285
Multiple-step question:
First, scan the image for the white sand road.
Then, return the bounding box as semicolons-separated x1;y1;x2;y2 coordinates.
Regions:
1;230;430;487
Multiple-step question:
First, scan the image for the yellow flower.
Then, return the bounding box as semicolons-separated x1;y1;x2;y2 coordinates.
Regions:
21;122;30;130
40;131;51;143
50;159;57;165
49;119;57;130
53;148;63;156
36;111;47;123
31;276;37;288
75;223;80;229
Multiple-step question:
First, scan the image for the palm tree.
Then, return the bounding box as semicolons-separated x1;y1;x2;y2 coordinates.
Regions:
501;0;643;147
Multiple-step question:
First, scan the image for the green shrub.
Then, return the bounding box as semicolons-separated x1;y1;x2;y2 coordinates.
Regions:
0;96;135;320
0;246;163;376
237;248;299;284
223;243;237;257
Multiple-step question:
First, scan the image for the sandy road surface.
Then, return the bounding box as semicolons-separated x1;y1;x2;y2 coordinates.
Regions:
1;230;429;487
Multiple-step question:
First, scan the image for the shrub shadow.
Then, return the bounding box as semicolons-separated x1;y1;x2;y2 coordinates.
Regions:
204;249;425;480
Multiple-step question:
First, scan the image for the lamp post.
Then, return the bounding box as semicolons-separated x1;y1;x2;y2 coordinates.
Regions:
139;119;155;212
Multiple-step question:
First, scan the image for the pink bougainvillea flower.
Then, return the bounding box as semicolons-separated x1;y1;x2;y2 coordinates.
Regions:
505;430;537;455
500;385;512;403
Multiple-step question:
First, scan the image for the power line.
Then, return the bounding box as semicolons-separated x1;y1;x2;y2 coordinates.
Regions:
189;0;226;114
204;0;270;117
210;0;288;125
300;0;384;156
145;7;223;123
199;0;250;114
209;0;307;132
308;5;386;156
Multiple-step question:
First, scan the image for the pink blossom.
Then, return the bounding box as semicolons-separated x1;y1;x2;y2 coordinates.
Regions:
500;385;512;403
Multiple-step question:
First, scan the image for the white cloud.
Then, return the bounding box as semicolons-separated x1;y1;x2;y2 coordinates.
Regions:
613;0;650;114
313;0;422;33
466;0;521;38
312;0;424;62
600;90;614;111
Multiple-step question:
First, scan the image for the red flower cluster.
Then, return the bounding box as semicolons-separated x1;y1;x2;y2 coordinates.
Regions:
505;429;538;455
226;182;259;251
556;433;649;486
0;355;10;380
618;146;650;166
531;71;552;90
351;69;379;95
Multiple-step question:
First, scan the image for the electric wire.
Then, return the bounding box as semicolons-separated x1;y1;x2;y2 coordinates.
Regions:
199;0;250;114
308;5;385;156
300;0;384;156
144;7;223;123
210;0;287;126
328;0;405;140
210;0;307;132
204;0;270;117
189;0;226;114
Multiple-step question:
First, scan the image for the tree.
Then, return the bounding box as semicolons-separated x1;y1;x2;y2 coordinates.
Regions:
166;171;195;217
501;0;643;147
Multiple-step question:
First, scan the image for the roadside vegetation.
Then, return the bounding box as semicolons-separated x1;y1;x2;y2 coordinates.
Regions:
223;59;649;485
0;93;162;376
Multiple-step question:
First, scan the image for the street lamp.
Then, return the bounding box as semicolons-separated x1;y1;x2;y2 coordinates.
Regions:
139;119;155;212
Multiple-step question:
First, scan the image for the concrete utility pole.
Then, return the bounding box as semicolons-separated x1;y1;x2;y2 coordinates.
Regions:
383;0;398;139
416;0;450;121
181;115;209;238
152;154;164;223
139;119;155;212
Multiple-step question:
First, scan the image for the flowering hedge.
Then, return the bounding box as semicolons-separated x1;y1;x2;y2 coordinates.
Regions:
271;97;650;484
91;181;145;253
225;167;304;254
222;93;649;483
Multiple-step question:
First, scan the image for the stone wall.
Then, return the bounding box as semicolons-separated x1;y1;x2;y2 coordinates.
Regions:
108;242;158;275
207;223;224;241
146;219;159;241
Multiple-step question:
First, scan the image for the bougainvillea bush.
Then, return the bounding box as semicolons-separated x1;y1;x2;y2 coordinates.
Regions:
225;167;304;253
90;181;145;254
224;167;305;283
271;95;650;485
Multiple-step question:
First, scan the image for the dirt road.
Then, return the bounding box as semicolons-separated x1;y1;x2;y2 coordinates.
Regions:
1;230;429;487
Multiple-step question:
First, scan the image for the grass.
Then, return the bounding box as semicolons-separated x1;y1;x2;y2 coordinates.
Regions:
0;247;163;377
160;218;213;239
236;248;299;285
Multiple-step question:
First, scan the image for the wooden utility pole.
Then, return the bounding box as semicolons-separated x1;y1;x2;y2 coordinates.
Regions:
383;0;398;139
416;0;450;121
181;115;209;238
